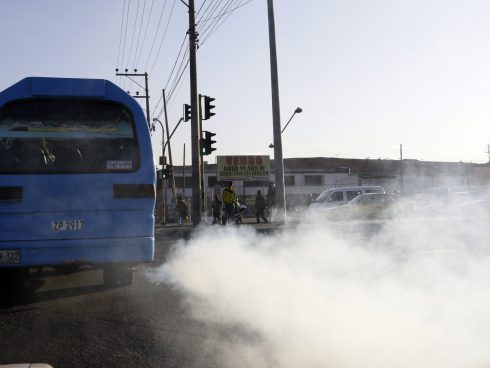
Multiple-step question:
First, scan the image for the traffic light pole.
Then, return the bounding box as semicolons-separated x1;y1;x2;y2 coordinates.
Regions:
267;0;286;224
188;0;202;225
199;94;205;214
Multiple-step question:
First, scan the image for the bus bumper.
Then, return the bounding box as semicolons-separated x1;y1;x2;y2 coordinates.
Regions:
0;237;154;268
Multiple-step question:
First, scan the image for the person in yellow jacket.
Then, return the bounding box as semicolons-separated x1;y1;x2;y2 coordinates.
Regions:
222;181;236;224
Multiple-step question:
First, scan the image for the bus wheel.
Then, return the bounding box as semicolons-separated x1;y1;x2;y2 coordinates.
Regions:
118;267;134;285
103;266;118;286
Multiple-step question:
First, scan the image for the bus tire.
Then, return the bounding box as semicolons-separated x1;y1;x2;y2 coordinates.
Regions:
118;267;134;285
103;266;118;286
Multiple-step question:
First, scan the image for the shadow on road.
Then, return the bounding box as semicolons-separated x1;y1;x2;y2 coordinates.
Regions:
0;269;118;309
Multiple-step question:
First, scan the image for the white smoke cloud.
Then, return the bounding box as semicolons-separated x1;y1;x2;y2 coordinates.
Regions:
147;209;490;368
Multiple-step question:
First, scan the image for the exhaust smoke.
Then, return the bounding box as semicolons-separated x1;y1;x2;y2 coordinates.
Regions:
147;208;490;368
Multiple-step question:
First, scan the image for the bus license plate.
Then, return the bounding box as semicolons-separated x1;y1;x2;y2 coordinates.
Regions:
51;220;84;231
0;250;20;264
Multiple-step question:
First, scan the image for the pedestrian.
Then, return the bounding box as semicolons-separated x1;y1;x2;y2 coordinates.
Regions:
255;190;268;223
211;187;222;224
221;181;236;225
175;195;188;226
266;181;276;217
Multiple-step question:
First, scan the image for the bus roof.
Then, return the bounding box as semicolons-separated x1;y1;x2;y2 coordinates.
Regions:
0;77;135;106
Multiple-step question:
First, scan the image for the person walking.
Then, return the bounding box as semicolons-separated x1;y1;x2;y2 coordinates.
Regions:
221;181;236;225
255;190;268;223
211;188;222;224
266;181;276;219
175;195;188;226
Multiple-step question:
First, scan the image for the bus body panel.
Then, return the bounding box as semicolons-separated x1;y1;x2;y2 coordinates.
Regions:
0;237;154;268
0;77;156;268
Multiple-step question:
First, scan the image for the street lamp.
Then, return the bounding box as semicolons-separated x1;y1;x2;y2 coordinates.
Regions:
269;107;302;148
153;117;166;224
152;118;165;164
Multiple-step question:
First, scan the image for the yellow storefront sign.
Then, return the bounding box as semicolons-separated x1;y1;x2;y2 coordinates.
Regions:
217;155;270;180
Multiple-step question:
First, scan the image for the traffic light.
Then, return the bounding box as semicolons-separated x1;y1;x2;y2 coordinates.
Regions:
203;95;215;120
161;164;173;179
183;103;191;122
200;130;216;156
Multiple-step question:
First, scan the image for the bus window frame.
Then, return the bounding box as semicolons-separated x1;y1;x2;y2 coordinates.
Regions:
0;97;142;175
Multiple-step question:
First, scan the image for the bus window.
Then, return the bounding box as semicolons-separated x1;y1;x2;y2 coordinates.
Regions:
0;99;140;173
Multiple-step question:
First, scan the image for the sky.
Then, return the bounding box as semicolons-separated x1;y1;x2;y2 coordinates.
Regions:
1;0;490;164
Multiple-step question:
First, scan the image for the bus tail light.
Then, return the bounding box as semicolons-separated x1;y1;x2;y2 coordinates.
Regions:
113;184;155;199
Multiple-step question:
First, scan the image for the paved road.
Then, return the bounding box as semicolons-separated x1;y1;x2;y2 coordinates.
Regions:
1;217;477;367
0;234;221;368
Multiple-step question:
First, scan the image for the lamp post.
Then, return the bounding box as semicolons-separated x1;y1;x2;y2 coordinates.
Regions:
153;118;166;224
269;107;302;148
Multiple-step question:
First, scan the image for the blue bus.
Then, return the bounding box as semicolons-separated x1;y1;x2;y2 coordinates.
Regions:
0;77;156;285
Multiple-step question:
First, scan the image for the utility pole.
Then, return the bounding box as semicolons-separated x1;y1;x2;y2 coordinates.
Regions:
486;144;490;163
115;69;151;129
162;89;177;206
199;94;205;214
183;143;186;194
400;144;404;193
186;0;202;225
267;0;286;223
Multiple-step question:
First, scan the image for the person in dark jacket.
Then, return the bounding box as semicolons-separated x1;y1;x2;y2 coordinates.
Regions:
255;190;268;223
266;182;276;209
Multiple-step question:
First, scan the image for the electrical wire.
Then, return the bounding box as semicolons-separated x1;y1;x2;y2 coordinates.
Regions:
116;0;127;73
135;0;156;67
197;0;223;26
144;0;169;71
196;0;209;17
151;34;188;117
149;0;178;75
126;0;141;68
199;0;250;25
200;0;252;46
120;0;131;89
198;0;235;40
131;0;147;68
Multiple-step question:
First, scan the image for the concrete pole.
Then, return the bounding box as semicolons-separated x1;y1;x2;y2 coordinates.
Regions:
267;0;286;223
188;0;202;225
162;89;177;206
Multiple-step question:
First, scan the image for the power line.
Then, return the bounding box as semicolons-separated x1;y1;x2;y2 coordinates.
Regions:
144;0;169;71
167;59;190;104
116;0;127;74
131;0;147;68
126;0;141;68
149;0;178;75
196;0;209;17
199;0;250;26
151;34;188;117
197;0;233;41
164;34;188;91
135;0;156;67
196;0;215;24
200;0;253;47
120;0;131;89
197;0;224;25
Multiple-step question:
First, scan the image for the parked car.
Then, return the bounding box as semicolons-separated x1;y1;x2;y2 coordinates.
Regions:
413;187;482;216
324;193;416;220
309;186;385;209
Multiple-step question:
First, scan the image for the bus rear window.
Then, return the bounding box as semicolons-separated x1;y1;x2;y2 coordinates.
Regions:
0;99;140;173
